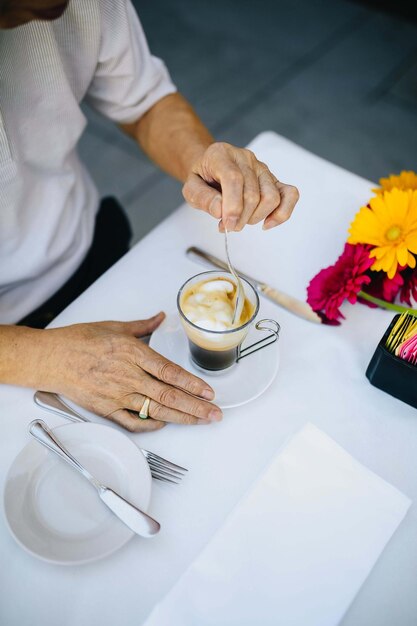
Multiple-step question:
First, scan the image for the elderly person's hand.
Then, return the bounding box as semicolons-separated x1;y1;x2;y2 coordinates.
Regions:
182;142;299;232
41;312;222;432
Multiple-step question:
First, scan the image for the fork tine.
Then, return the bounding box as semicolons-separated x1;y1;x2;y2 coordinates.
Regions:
143;450;188;473
147;458;185;477
148;464;183;481
151;470;181;484
145;451;188;473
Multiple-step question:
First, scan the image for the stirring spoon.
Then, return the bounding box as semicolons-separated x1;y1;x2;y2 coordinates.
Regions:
224;227;245;325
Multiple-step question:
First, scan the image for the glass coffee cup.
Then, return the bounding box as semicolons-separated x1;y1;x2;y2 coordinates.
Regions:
177;270;260;371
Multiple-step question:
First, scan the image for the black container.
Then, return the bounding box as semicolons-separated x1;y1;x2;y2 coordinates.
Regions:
366;314;417;409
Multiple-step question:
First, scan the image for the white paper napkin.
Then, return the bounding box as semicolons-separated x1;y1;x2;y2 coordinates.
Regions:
144;423;411;626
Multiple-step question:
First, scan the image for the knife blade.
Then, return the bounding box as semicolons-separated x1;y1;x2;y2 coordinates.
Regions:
186;246;321;324
98;487;160;538
29;419;160;538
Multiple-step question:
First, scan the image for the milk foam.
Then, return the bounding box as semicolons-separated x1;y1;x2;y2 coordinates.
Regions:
179;273;256;352
181;278;237;330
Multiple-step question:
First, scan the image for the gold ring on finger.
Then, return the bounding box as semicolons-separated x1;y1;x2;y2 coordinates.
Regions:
138;396;151;420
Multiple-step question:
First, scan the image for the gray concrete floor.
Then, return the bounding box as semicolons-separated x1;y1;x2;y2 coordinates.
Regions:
78;0;417;244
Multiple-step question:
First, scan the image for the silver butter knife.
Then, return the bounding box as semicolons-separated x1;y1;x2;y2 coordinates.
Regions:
34;390;89;423
186;246;321;324
29;419;160;538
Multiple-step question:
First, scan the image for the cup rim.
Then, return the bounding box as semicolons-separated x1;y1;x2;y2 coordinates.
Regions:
177;270;260;335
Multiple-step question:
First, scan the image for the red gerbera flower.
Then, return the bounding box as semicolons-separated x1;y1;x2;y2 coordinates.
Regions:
400;268;417;306
307;244;373;321
360;269;404;307
383;272;405;302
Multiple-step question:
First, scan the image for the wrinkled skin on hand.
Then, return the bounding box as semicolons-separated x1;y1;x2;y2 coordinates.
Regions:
183;142;299;232
42;312;222;432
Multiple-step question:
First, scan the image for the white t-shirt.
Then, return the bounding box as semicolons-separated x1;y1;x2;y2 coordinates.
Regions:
0;0;176;324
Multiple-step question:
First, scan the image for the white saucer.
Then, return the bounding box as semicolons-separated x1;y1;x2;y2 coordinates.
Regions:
150;313;280;409
3;422;152;565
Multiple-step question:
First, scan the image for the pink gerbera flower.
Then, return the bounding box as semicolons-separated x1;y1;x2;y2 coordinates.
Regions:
307;244;374;321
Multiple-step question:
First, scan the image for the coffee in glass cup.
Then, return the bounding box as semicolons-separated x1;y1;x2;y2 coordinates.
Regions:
177;270;260;371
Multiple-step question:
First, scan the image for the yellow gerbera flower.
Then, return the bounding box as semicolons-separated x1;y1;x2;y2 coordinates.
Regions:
372;170;417;195
348;189;417;279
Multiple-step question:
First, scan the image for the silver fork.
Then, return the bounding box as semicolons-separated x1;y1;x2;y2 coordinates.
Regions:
33;391;187;484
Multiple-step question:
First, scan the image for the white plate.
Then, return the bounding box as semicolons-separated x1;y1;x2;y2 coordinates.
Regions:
3;422;152;565
150;313;280;409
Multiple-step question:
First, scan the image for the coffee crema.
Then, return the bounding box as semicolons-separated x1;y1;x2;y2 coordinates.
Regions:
180;277;253;331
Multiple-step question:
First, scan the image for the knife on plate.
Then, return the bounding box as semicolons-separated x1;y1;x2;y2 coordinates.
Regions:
186;246;321;324
29;419;160;538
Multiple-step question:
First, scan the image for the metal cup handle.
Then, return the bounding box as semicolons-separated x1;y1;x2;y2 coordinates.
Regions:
236;319;280;362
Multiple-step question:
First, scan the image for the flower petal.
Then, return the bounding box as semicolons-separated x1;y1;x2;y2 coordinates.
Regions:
387;257;399;279
405;232;417;251
379;247;396;273
397;244;409;267
407;253;416;269
370;246;390;260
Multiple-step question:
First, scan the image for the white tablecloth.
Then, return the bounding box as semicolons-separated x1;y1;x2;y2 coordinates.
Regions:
1;132;416;626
